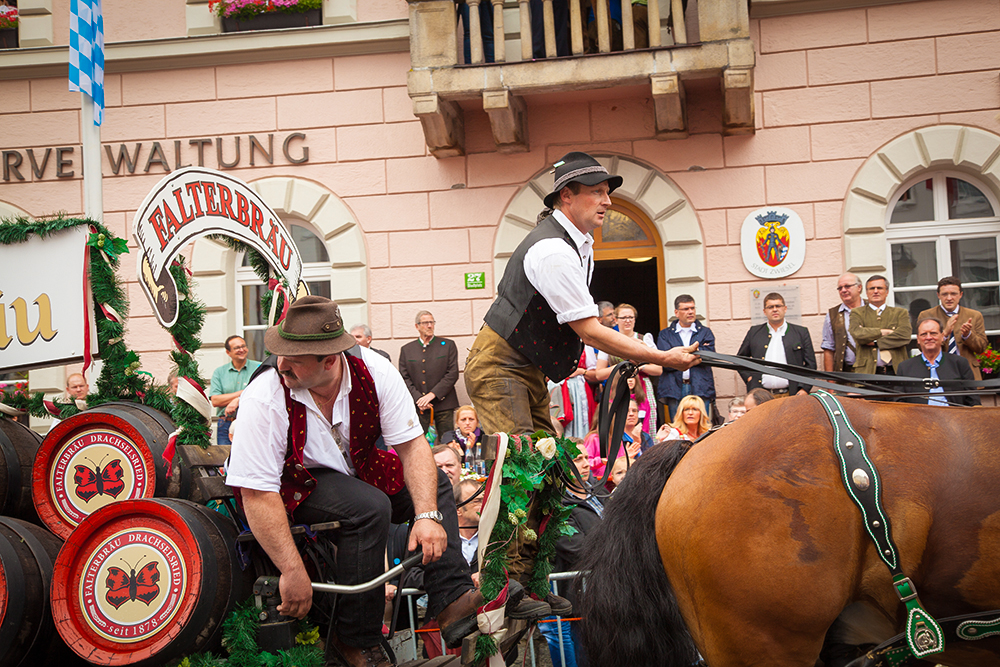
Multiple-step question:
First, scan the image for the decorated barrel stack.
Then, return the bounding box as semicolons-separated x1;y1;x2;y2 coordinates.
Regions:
0;416;44;523
32;402;192;539
51;497;253;666
0;516;82;666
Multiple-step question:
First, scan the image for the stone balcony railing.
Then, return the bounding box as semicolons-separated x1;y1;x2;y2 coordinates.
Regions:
407;0;755;157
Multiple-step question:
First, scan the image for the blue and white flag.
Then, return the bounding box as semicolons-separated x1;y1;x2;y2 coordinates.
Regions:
69;0;105;125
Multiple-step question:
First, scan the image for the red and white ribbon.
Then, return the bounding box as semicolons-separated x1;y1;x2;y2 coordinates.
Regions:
162;376;213;476
0;403;25;417
476;432;511;667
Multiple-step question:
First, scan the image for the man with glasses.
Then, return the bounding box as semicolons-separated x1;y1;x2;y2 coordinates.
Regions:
209;335;262;444
849;275;912;375
399;311;460;437
821;273;865;372
736;292;816;396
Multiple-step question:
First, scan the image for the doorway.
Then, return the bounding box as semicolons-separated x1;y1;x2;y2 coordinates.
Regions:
592;199;666;338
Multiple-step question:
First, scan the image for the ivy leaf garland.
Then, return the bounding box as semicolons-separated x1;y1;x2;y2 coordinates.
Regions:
170;598;324;667
475;431;578;663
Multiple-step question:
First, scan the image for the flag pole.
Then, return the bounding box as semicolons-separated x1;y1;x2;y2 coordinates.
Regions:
80;92;103;221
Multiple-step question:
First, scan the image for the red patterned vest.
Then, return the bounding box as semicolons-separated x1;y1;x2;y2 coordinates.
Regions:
279;353;406;515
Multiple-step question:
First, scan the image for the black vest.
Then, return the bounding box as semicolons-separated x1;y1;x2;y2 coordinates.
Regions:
484;214;586;383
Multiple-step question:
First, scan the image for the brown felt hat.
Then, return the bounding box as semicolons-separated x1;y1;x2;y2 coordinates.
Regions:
264;295;356;357
543;151;624;208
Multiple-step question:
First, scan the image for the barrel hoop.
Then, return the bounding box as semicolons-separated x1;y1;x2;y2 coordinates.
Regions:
0;520;28;657
0;518;54;662
0;424;20;514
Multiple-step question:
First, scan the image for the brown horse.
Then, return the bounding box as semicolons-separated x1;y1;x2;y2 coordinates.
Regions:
579;396;1000;667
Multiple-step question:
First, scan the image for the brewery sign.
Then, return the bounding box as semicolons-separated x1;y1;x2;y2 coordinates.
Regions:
0;225;99;373
133;166;305;328
740;207;806;279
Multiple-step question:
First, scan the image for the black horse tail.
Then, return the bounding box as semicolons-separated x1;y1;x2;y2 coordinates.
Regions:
578;441;700;667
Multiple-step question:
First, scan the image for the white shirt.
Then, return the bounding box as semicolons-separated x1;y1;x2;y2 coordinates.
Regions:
676;322;695;380
226;347;423;493
597;332;656;363
460;532;479;567
761;321;790;390
523;210;600;324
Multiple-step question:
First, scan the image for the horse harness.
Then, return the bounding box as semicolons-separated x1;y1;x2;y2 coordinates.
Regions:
813;391;1000;666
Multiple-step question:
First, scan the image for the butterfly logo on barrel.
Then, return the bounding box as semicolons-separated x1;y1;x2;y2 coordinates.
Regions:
755;210;790;267
74;455;126;502
105;556;161;609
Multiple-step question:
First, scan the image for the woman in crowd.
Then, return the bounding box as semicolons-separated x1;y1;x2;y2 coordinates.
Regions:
656;395;711;442
626;374;653;435
548;352;594;440
594;303;661;433
439;404;485;473
583;398;644;478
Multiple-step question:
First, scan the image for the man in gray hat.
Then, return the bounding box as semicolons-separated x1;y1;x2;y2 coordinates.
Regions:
465;151;700;436
227;295;481;667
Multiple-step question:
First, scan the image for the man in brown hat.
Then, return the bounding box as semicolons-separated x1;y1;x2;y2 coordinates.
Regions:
465;151;700;435
226;295;481;667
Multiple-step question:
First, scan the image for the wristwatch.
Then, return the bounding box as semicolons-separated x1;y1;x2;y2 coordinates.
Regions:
414;511;444;524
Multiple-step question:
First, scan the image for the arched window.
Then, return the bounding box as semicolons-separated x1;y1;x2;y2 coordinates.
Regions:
235;220;332;360
885;172;1000;342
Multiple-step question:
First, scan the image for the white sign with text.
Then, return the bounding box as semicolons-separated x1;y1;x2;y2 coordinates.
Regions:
0;225;99;373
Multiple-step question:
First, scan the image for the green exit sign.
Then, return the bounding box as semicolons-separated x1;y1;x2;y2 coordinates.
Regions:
465;272;485;290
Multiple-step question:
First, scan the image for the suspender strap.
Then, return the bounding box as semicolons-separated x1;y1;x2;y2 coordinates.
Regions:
812;390;945;661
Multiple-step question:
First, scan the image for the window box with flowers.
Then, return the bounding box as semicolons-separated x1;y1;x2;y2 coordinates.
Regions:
0;5;18;50
211;0;322;33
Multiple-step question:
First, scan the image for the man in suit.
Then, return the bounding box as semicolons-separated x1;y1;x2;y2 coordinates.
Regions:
657;294;717;421
399;311;460;436
897;317;980;406
821;273;865;372
849;275;912;375
917;276;988;381
736;292;816;396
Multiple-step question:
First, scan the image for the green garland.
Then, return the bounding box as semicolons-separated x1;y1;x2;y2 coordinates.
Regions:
170;598;324;667
0;216;211;449
476;431;577;663
208;234;288;329
0;216;167;419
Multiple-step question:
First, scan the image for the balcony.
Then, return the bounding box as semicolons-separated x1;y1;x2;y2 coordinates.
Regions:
406;0;754;157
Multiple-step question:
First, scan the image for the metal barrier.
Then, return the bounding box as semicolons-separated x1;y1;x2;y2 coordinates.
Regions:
392;570;585;667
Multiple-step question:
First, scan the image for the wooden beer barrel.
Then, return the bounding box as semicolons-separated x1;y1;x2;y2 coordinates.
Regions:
51;498;252;666
0;418;43;523
0;516;69;666
33;402;192;539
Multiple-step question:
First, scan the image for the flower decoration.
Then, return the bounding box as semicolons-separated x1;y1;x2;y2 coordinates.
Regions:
208;0;321;20
976;345;1000;376
536;436;557;459
0;7;18;30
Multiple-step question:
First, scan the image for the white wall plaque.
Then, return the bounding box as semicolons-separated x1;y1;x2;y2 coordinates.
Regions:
740;207;806;279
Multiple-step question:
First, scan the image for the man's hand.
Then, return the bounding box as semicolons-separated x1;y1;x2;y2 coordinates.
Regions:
416;392;436;411
277;566;314;619
960;317;973;339
943;314;959;337
224;396;240;416
660;341;700;371
880;329;894;337
408;518;447;564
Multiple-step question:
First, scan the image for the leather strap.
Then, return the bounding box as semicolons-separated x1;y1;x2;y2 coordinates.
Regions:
812;391;945;661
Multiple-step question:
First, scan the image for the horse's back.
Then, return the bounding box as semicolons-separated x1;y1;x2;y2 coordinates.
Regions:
655;396;1000;666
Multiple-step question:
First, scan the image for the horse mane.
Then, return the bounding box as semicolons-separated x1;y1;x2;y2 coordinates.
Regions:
578;441;700;667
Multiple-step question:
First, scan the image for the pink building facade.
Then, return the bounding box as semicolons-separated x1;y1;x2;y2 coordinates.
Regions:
2;0;999;422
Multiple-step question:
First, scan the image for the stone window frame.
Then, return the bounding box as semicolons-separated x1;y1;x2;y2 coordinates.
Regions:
842;124;1000;285
492;154;707;317
190;175;368;372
